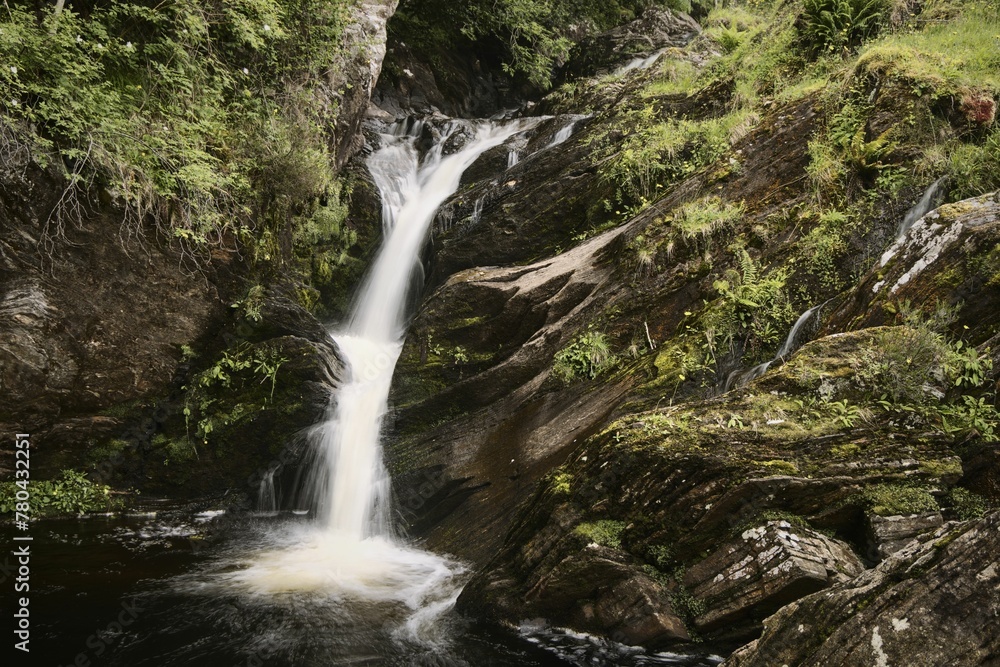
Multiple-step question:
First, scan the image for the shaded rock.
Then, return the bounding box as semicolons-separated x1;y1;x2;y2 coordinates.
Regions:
428;116;617;287
826;191;1000;345
373;37;512;118
330;0;399;167
532;545;689;646
388;228;632;564
461;523;689;648
724;512;1000;667
685;521;864;632
960;442;1000;501
867;511;944;561
564;7;701;79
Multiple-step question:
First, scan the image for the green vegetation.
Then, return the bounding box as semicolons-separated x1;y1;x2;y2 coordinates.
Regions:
855;483;938;516
0;470;121;517
553;329;618;382
0;0;352;268
574;519;627;548
706;249;794;364
184;342;288;445
391;0;711;89
800;0;891;55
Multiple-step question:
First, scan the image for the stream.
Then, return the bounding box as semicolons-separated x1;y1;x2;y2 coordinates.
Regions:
23;117;724;667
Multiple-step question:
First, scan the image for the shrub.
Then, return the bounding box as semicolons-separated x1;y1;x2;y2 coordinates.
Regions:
705;249;794;362
553;330;617;382
800;0;891;55
0;470;121;517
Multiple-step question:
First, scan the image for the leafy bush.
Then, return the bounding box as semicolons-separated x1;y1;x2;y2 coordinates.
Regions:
553;330;617;382
0;0;349;258
706;249;794;362
0;470;121;517
800;0;891;55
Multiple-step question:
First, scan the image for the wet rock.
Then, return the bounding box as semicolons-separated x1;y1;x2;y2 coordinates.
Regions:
724;512;1000;667
465;540;689;647
564;7;701;79
826;191;1000;345
685;521;864;632
867;511;944;561
388;228;632;563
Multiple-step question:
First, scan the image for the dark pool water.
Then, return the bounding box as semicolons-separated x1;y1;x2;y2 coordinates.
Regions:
6;512;724;667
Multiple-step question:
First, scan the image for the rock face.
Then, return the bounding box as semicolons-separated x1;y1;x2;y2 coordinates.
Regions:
389;221;633;564
0;158;224;480
685;521;865;632
725;512;1000;667
867;512;944;561
827;191;1000;345
455;329;978;648
563;7;702;78
330;0;400;166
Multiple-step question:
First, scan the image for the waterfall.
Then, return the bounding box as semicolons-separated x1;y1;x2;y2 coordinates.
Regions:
220;116;539;644
614;48;668;75
546;120;579;148
880;177;949;267
507;149;519;168
725;303;826;391
470;196;485;225
304;118;537;536
895;176;948;242
257;465;277;512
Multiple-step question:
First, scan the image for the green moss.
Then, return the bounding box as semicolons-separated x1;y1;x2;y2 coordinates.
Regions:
752;459;800;475
856;483;939;517
830;442;862;458
574;519;627;549
918;458;963;479
551;471;573;495
946;487;991;520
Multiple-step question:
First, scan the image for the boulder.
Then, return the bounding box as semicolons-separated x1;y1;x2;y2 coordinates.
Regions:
724;512;1000;667
826;192;1000;346
685;521;864;632
867;511;944;561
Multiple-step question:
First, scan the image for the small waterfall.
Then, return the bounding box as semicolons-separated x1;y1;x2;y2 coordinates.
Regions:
775;303;823;359
881;177;949;267
614;48;668;75
435;206;454;234
257;466;277;512
470;196;485;225
224;116;541;644
725;303;826;391
507;149;519;168
896;177;948;241
546;120;578;148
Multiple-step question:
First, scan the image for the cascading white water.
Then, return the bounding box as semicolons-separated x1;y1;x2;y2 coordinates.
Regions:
545;118;581;148
217;116;539;644
880;177;949;268
614;48;667;75
895;176;948;242
725;302;826;391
